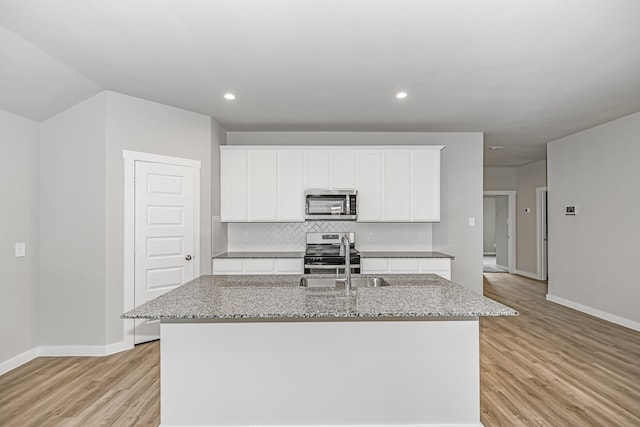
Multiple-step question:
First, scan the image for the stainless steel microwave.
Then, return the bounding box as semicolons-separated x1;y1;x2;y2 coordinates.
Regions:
305;189;357;221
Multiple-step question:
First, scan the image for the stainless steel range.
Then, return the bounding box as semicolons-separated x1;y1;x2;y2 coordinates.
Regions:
304;232;361;275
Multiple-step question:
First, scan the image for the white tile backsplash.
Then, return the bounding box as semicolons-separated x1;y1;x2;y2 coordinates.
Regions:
227;222;433;251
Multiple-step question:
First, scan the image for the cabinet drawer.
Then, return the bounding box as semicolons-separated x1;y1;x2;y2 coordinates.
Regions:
212;259;243;274
275;258;303;274
361;258;388;273
419;258;451;272
389;258;420;273
243;259;275;273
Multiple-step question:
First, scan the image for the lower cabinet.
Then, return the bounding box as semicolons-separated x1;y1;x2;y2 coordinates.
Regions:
361;258;451;280
212;258;304;275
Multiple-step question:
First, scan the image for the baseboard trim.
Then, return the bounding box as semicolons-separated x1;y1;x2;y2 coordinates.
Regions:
1;341;135;375
0;348;39;376
515;269;541;280
40;341;132;357
546;294;640;332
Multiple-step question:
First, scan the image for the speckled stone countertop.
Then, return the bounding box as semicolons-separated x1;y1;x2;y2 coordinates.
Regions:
122;274;516;320
213;251;305;259
359;251;454;259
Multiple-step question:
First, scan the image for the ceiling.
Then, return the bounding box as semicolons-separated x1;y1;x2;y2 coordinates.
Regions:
1;0;639;166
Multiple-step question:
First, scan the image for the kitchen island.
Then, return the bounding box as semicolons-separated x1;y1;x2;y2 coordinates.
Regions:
123;274;516;427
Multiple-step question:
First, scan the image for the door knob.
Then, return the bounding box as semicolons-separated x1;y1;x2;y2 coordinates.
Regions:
185;255;192;261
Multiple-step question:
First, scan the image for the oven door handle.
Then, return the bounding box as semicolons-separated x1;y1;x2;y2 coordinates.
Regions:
304;264;360;269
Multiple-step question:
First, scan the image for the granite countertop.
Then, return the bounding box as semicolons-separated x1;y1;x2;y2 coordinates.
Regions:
122;274;516;320
213;251;454;259
359;251;454;259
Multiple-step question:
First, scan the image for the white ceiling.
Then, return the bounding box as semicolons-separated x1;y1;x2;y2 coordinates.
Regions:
1;0;639;166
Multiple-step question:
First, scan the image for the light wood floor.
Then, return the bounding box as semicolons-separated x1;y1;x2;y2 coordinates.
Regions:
1;273;639;426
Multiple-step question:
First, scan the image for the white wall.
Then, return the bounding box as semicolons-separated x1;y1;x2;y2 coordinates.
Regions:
38;91;212;349
432;135;484;293
0;109;39;364
494;196;509;268
39;94;107;346
226;132;485;293
104;91;212;345
547;112;640;329
515;160;546;275
484;167;516;191
211;118;228;256
483;197;496;254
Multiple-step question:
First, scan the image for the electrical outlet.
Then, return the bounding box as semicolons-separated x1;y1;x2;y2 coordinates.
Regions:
368;232;374;242
243;233;249;242
418;232;426;242
15;242;26;257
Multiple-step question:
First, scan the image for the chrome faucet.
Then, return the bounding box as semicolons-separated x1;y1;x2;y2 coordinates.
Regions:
338;234;352;292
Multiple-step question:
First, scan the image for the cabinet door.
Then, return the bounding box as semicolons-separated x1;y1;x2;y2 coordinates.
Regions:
389;258;420;273
243;259;276;274
277;150;304;222
361;258;388;273
303;149;330;189
419;258;451;280
331;149;356;189
248;150;277;221
220;149;248;222
275;258;304;274
212;259;243;275
356;150;383;221
412;148;441;222
383;150;411;221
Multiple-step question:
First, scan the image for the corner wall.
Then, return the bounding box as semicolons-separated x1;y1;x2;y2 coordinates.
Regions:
0;109;39;367
38;94;107;347
547;112;640;329
104;91;212;345
515;160;546;276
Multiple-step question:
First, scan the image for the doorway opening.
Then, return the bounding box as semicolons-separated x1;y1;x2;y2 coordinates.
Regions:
483;191;516;273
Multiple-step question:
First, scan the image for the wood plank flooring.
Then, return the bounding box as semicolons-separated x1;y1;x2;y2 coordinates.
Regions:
481;273;640;427
1;273;639;426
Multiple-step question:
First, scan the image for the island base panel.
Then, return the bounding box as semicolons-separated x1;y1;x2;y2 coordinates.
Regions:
160;320;481;427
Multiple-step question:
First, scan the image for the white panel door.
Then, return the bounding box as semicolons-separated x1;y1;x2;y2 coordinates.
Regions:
134;161;196;343
356;150;383;221
248;150;277;221
277;150;304;221
331;149;356;189
220;149;249;221
383;150;411;221
412;148;441;221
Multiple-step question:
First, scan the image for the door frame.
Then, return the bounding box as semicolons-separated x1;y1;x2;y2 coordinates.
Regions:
122;150;201;348
483;191;516;273
536;186;548;280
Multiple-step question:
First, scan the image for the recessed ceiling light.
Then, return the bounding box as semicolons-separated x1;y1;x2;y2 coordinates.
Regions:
224;93;236;101
396;92;408;99
487;146;504;150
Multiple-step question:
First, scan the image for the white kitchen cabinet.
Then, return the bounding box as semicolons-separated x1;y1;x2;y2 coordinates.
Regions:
330;149;356;189
277;150;304;221
248;150;277;221
220;149;248;222
356;150;383;221
361;257;451;280
212;258;303;275
412;148;441;221
221;145;442;223
303;149;330;189
382;150;412;221
356;147;442;222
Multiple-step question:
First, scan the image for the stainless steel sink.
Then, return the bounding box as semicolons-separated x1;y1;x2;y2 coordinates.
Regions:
300;276;389;288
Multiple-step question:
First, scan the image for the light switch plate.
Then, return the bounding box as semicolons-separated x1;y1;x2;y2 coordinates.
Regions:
468;217;476;227
15;242;26;257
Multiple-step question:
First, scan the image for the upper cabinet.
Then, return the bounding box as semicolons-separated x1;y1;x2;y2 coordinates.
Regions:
220;145;442;223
